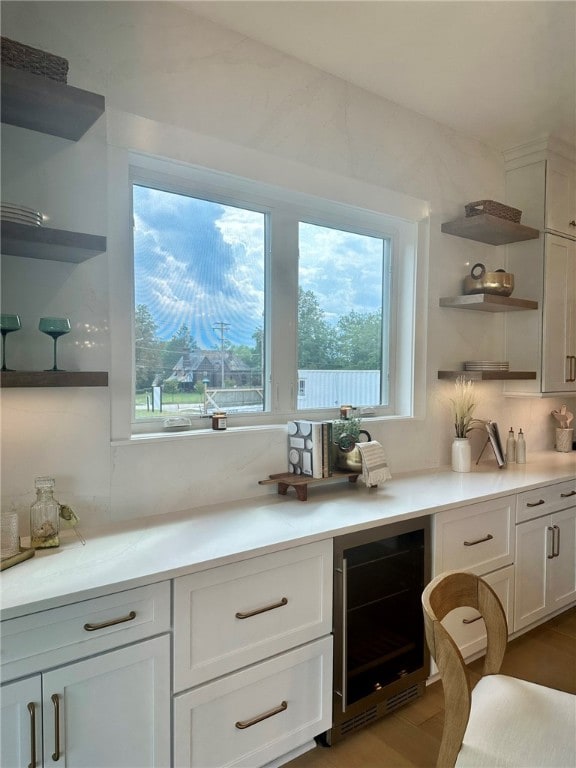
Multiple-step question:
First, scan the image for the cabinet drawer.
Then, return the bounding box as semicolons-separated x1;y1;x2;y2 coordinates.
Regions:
516;479;576;523
0;582;170;682
173;540;332;690
434;497;514;576
441;565;514;661
174;636;332;768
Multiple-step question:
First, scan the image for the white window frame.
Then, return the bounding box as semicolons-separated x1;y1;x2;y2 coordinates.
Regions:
107;133;428;442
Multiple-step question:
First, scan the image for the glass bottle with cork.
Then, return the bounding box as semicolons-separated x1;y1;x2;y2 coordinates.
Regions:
30;476;60;548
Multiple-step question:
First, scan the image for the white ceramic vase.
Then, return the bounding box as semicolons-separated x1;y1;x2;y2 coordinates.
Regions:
452;437;471;473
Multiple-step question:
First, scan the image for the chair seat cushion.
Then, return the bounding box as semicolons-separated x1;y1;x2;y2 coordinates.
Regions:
456;674;576;768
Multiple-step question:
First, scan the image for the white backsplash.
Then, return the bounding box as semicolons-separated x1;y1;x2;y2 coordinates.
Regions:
1;1;574;529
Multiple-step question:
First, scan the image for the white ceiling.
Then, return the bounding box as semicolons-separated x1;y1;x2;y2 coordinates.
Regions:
181;0;576;151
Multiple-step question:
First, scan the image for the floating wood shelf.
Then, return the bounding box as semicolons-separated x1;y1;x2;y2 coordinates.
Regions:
441;214;540;245
439;295;538;312
0;371;109;388
438;371;537;381
259;471;359;501
1;221;106;263
1;66;105;141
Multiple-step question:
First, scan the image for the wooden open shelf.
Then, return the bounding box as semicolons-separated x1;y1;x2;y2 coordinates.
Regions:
438;371;537;381
1;220;106;263
259;471;359;501
439;294;538;312
1;66;105;141
441;214;540;245
0;371;108;388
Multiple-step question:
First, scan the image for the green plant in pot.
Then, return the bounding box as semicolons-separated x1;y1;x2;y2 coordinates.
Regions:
332;415;371;472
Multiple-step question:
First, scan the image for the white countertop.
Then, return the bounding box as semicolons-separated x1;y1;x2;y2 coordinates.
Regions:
1;452;575;621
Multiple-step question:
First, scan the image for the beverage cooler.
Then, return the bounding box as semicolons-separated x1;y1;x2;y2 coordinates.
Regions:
325;516;431;744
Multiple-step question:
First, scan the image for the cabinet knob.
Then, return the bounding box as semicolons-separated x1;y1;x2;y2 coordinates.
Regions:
570;220;576;227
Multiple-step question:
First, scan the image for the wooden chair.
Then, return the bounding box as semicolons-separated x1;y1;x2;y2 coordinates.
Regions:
422;570;576;768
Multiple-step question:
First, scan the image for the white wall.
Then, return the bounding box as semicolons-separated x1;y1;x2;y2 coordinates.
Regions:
1;2;572;529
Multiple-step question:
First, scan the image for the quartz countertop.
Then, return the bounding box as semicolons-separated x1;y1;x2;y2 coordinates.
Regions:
1;452;574;621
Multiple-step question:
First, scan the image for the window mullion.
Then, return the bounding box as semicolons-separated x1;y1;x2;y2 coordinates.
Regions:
268;208;299;414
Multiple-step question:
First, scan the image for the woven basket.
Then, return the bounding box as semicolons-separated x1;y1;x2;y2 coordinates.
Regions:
1;37;68;83
464;200;522;223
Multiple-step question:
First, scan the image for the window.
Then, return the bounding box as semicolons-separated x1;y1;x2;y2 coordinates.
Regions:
130;160;422;432
298;222;390;410
133;184;266;423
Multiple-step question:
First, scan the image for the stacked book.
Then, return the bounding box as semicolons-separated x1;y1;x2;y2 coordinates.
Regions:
287;420;335;479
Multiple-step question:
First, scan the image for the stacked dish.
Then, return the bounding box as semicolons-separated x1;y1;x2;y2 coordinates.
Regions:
465;361;509;372
1;203;44;227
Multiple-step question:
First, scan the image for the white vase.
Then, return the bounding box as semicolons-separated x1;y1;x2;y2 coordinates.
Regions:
452;437;472;472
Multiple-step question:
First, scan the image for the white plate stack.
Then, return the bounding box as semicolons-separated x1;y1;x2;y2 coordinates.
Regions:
1;203;44;227
464;361;509;371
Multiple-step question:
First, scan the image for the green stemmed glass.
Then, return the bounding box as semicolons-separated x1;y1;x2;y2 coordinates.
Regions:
39;317;71;371
0;314;22;371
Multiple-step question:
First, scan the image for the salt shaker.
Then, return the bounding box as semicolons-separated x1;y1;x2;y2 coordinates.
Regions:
30;476;60;548
506;427;516;464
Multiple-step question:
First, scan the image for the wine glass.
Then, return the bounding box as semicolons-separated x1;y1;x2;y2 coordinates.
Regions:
39;317;71;371
0;314;22;371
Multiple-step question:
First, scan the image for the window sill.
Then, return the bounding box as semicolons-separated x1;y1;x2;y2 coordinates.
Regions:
111;422;286;447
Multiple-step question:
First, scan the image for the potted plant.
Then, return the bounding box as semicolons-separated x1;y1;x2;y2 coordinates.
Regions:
332;414;370;471
449;376;482;472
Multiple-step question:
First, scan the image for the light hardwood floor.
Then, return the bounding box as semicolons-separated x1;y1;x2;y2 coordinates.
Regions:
285;606;576;768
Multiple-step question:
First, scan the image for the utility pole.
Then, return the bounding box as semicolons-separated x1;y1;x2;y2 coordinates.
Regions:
213;322;230;388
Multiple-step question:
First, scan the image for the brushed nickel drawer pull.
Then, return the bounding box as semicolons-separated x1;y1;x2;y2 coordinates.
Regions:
526;500;545;507
83;610;136;631
463;534;493;547
560;491;576;498
27;702;36;768
235;700;288;729
235;597;288;620
547;526;555;559
51;694;60;761
462;614;482;625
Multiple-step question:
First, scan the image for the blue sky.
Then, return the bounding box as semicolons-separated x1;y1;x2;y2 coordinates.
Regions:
133;185;384;348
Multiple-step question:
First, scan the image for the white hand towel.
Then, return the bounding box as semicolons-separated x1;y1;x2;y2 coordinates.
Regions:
356;441;392;487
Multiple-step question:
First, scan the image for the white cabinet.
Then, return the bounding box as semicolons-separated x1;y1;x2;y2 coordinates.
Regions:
514;481;576;632
173;540;333;768
434;496;515;659
0;584;171;768
542;235;576;391
174;637;331;768
1;676;42;768
433;496;515;577
546;154;576;238
504;142;576;396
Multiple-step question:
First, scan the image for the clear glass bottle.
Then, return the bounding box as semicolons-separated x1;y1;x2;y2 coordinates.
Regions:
516;429;526;464
30;476;60;548
506;427;516;464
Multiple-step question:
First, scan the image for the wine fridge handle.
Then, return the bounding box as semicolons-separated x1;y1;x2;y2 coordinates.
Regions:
341;557;348;712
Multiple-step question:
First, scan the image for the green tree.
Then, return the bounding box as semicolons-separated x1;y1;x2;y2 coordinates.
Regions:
230;327;263;385
162;324;197;377
134;304;162;390
298;289;335;369
336;309;382;369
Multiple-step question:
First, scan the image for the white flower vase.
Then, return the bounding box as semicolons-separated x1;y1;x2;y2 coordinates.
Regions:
452;437;472;473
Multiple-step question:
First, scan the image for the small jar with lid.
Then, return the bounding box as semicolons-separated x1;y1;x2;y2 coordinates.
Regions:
30;476;60;548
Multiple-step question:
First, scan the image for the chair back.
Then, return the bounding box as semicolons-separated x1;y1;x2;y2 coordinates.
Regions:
421;571;508;767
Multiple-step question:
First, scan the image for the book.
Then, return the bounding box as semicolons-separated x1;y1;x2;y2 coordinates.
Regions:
287;420;324;478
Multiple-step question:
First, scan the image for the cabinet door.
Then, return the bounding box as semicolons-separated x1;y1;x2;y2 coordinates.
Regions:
1;676;42;768
548;506;576;612
546;156;576;237
542;235;576;393
514;517;550;632
43;635;170;768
